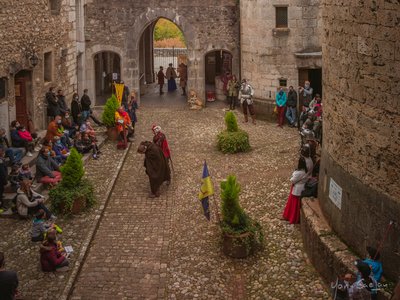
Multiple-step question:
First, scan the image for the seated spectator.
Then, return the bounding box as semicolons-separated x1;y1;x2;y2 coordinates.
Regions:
347;260;378;300
80;120;96;141
45;115;71;148
18;163;33;182
363;246;383;283
17;125;36;153
35;147;62;185
52;136;70;164
8;165;20;193
42;140;60;166
62;110;77;138
10;121;34;157
0;147;8;208
40;230;69;272
45;115;63;142
31;209;53;242
16;180;54;219
0;252;19;299
0;129;23;166
82;132;100;159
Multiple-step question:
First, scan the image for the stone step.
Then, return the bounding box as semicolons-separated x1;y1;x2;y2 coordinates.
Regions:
1;131;108;215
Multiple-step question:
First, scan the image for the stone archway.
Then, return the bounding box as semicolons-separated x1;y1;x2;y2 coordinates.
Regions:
138;17;188;99
83;4;240;106
204;49;233;101
93;51;121;106
84;45;124;106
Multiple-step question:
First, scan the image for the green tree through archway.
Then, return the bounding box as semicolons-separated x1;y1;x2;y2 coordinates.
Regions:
153;18;186;48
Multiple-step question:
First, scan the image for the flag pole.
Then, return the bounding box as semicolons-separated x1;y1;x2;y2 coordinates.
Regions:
211;194;221;224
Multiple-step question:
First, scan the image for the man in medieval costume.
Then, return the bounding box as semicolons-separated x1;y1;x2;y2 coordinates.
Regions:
152;125;171;160
137;141;171;198
157;66;166;95
178;63;188;96
166;63;177;92
239;79;256;124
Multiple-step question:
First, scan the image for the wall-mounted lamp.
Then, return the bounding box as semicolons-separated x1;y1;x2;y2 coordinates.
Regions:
28;52;39;67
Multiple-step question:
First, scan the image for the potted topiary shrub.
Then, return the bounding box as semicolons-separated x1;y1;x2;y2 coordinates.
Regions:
49;148;95;215
220;175;263;258
217;111;250;154
102;94;119;140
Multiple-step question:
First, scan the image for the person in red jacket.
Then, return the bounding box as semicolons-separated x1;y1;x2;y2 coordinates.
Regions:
39;230;69;272
152;125;170;159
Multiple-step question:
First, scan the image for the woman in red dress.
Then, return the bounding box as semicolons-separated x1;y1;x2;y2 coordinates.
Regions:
282;157;308;224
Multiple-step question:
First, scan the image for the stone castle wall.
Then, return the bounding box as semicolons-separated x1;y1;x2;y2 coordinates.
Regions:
240;0;322;100
320;0;400;279
83;0;240;104
0;0;77;131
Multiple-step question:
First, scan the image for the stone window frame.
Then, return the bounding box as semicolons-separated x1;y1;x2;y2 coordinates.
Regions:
275;5;288;28
43;51;53;83
279;78;287;87
48;0;61;15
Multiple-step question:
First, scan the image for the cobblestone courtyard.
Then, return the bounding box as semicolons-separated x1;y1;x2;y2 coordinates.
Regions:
71;95;329;299
1;93;329;299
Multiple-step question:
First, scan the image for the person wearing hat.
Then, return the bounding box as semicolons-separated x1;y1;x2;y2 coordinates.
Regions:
239;79;256;124
137;141;171;198
157;66;166;95
347;259;378;300
166;63;177;92
363;246;383;282
152;125;171;160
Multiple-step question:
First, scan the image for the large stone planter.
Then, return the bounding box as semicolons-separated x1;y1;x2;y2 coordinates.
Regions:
222;231;256;258
106;127;118;141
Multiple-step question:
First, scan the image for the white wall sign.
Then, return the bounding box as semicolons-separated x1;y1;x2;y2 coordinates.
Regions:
112;73;118;80
329;178;342;210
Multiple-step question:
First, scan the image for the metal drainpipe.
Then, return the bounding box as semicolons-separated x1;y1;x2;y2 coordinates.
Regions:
238;0;242;82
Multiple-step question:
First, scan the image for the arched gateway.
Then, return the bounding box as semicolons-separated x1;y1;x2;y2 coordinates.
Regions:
83;2;239;105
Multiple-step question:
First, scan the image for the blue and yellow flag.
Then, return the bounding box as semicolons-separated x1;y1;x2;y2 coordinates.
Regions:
198;161;214;221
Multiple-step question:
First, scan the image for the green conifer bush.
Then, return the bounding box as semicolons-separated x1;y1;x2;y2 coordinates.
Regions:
102;94;119;127
217;112;250;154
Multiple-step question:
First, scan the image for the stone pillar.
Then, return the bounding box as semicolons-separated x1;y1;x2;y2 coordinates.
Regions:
320;0;400;280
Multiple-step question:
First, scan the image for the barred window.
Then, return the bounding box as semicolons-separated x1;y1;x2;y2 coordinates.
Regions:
279;79;287;87
276;7;288;28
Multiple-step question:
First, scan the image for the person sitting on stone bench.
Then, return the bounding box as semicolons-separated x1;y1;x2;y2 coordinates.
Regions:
16;179;55;220
10;121;35;157
0;128;23;166
35;147;62;186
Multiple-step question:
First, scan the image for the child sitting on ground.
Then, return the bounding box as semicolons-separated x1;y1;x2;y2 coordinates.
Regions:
18;163;33;182
31;209;52;242
40;229;69;272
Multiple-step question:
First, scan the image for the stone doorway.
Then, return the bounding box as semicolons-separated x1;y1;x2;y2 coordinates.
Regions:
298;68;322;97
94;51;121;106
204;50;232;102
139;17;188;100
14;70;32;130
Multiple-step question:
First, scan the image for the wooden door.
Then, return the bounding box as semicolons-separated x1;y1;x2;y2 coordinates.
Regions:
14;75;29;129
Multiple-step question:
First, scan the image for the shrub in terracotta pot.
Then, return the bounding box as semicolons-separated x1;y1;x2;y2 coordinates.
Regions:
220;175;263;258
49;148;95;215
